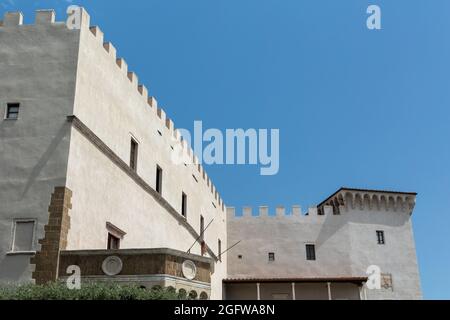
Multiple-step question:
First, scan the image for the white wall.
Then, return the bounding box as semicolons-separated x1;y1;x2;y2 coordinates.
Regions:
227;209;353;278
64;9;227;299
0;13;79;282
227;191;422;300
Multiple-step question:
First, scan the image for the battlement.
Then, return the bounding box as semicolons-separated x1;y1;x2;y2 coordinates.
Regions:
227;188;416;219
227;205;325;218
1;10;69;27
0;8;225;211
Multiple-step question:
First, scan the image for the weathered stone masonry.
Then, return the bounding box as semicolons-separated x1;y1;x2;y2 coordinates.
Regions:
30;187;72;285
58;249;212;283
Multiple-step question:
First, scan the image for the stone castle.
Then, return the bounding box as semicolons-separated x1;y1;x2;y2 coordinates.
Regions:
0;8;421;300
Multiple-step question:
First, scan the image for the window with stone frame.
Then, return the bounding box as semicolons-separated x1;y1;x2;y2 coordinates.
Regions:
11;219;35;252
107;233;120;250
106;222;126;250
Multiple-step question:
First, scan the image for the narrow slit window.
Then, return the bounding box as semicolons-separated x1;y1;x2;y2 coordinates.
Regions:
376;230;385;245
130;138;138;171
156;165;163;194
181;192;187;218
218;239;222;262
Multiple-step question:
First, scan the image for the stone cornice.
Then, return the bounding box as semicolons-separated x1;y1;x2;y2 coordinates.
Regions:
60;248;213;265
318;187;417;214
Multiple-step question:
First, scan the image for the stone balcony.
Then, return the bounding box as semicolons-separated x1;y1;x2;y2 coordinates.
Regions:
57;248;213;299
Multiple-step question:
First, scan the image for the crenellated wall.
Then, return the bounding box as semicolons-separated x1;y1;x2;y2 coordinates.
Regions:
226;188;422;300
70;9;225;210
0;8;227;298
227;188;416;219
0;8;225;212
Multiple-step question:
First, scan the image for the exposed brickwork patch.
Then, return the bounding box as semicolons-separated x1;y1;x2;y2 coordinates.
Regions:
30;187;72;284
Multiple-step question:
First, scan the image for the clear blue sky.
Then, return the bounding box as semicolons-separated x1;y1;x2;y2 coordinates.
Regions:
3;0;449;299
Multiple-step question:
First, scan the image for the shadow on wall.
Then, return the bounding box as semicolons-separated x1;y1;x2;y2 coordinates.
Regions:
21;122;71;199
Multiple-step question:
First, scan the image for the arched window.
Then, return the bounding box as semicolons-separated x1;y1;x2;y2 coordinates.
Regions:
188;290;198;300
151;285;162;292
178;288;187;299
199;292;208;300
167;286;176;294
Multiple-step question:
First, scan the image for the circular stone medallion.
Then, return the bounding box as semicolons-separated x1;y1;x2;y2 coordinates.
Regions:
182;260;197;280
102;256;123;276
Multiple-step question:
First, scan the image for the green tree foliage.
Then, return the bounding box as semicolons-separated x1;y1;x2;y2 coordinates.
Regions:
0;282;181;300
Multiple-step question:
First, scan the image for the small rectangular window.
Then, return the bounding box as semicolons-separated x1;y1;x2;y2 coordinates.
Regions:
12;220;35;252
377;230;385;245
156;165;163;194
218;239;222;262
107;233;120;250
268;252;275;262
6;103;20;120
181;192;187;218
130;139;138;171
306;244;316;261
